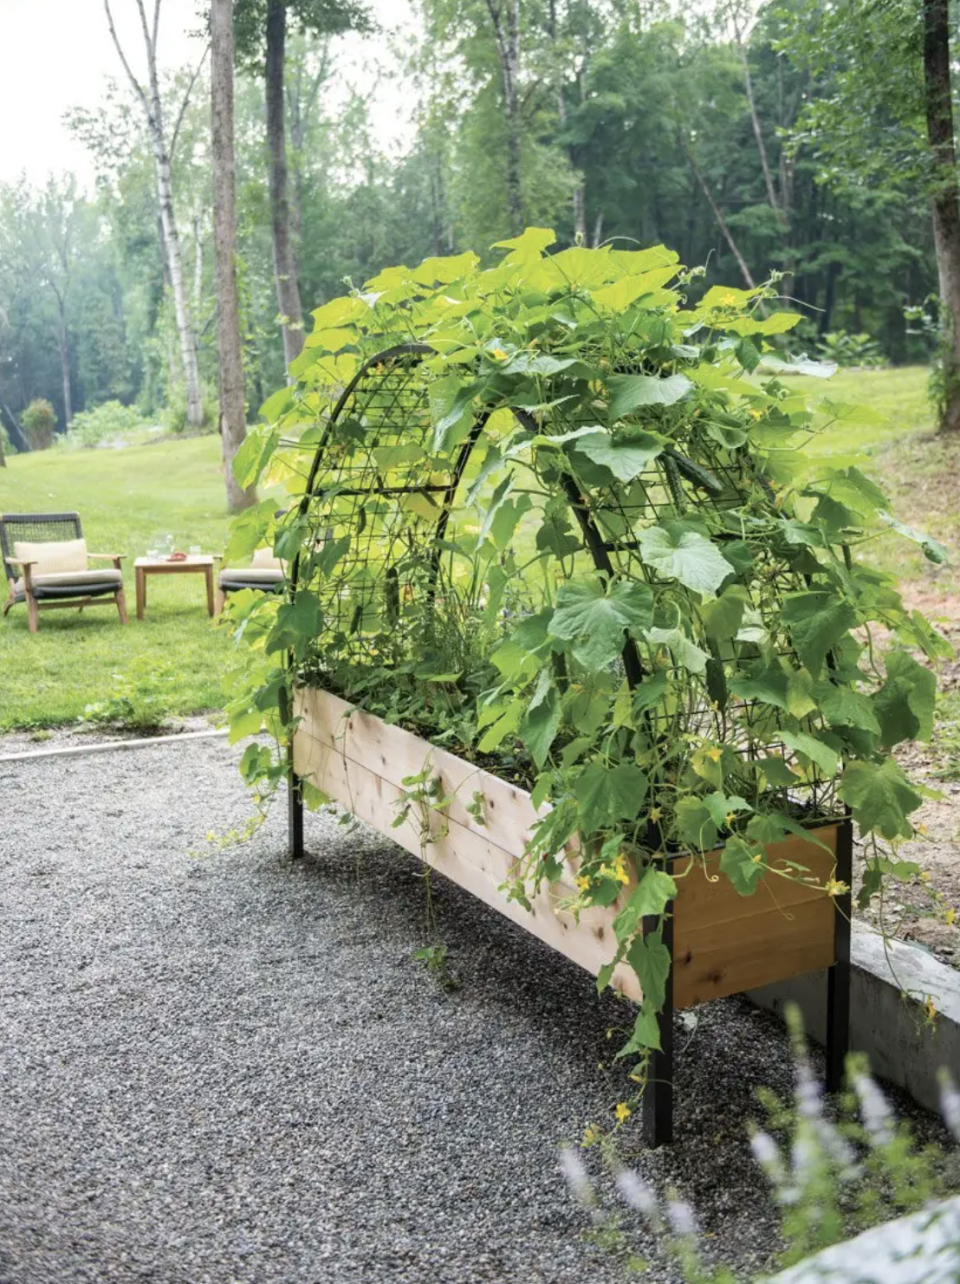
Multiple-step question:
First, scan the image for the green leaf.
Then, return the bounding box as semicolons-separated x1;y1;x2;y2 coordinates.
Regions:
719;836;765;895
626;931;672;1013
233;424;280;489
638;523;733;595
642;627;710;675
814;681;881;735
429;375;475;453
619;1005;663;1055
574;761;648;835
614;868;677;941
520;671;562;768
780;730;840;778
729;658;789;711
782;592;858;677
548;580;654;670
840;759;923;840
701;584;749;639
607;373;692;419
571;427;667;482
278;590;322;637
674;797;718;852
873;650;937;746
879;512;948;565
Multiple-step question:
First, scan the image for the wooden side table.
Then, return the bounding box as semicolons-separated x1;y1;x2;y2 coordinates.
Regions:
134;556;219;620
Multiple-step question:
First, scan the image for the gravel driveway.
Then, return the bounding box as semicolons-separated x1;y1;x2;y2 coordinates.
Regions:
0;738;941;1283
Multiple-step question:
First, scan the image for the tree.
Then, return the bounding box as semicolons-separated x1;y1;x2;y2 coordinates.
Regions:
103;0;208;428
781;0;960;429
34;177;84;430
211;0;258;511
235;0;373;369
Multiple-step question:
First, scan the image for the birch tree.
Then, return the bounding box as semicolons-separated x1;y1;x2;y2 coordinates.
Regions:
211;0;257;511
103;0;206;429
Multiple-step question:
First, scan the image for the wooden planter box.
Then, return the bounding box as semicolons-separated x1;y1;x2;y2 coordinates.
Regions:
290;686;852;1145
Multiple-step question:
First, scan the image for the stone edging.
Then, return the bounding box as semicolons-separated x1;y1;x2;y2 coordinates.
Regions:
749;925;960;1113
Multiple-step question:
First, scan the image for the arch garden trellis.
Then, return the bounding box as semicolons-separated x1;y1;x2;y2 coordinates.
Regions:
228;231;946;1146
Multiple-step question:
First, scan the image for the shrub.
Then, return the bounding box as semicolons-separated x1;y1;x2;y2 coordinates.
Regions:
21;398;57;450
164;382;218;434
816;330;885;367
64;400;152;449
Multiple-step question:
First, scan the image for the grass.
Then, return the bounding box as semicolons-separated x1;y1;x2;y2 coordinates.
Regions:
0;435;241;730
0;365;954;732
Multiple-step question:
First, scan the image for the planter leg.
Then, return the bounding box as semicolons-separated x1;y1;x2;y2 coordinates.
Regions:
288;759;304;861
642;910;674;1147
826;819;853;1092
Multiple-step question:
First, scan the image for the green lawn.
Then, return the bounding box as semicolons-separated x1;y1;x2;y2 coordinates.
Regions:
0;367;948;732
0;435;240;730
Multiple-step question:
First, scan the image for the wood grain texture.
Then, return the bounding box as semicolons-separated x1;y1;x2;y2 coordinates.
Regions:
294;688;839;1012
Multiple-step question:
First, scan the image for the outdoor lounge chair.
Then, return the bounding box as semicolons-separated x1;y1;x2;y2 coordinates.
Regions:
0;511;127;633
215;546;284;615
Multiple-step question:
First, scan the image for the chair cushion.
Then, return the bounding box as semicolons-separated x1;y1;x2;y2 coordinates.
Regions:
252;547;283;570
220;566;284;585
14;538;88;574
14;569;122;600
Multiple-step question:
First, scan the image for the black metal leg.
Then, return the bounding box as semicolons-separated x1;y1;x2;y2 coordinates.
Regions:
642;909;674;1147
288;756;304;861
826;819;853;1091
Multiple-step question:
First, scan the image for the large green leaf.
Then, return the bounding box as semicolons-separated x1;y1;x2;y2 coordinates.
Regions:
570;427;666;482
625;931;672;1013
573;761;648;835
814;681;882;735
729;659;789;710
719;836;765;895
548;580;654;670
700;584;749;639
613;868;678;941
642;626;710;674
873;650;936;746
608;373;692;420
840;759;923;840
520;671;562;768
781;592;858;677
878;512;948;565
780;730;840;778
638;523;733;594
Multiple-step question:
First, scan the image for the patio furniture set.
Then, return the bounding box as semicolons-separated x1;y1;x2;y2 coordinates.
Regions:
0;512;283;633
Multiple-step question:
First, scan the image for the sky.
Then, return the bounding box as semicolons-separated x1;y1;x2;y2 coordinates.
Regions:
0;0;414;189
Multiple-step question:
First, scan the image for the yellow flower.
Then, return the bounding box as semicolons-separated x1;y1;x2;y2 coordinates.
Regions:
614;862;630;886
491;347;508;360
945;907;957;926
576;875;591;893
614;1102;631;1124
920;871;932;883
752;853;763;864
825;877;849;898
749;408;763;420
649;806;663;824
925;995;938;1022
583;1125;600;1146
706;746;722;763
720;292;737;306
724;812;736;826
917;823;929;836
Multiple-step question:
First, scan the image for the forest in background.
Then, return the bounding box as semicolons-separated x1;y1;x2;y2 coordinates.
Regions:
0;0;943;447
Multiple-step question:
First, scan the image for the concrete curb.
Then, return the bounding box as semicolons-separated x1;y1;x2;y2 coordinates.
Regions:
749;926;960;1113
0;728;228;765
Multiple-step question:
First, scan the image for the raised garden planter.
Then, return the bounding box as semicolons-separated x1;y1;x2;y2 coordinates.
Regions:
229;232;943;1150
291;685;852;1145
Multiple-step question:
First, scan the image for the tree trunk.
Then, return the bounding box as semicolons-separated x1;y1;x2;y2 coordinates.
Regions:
266;0;305;368
487;0;523;234
923;0;960;431
0;394;28;453
103;0;204;430
152;141;204;427
55;296;72;430
687;144;758;290
211;0;257;511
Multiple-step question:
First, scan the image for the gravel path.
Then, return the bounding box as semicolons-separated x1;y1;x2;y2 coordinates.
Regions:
0;739;943;1283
